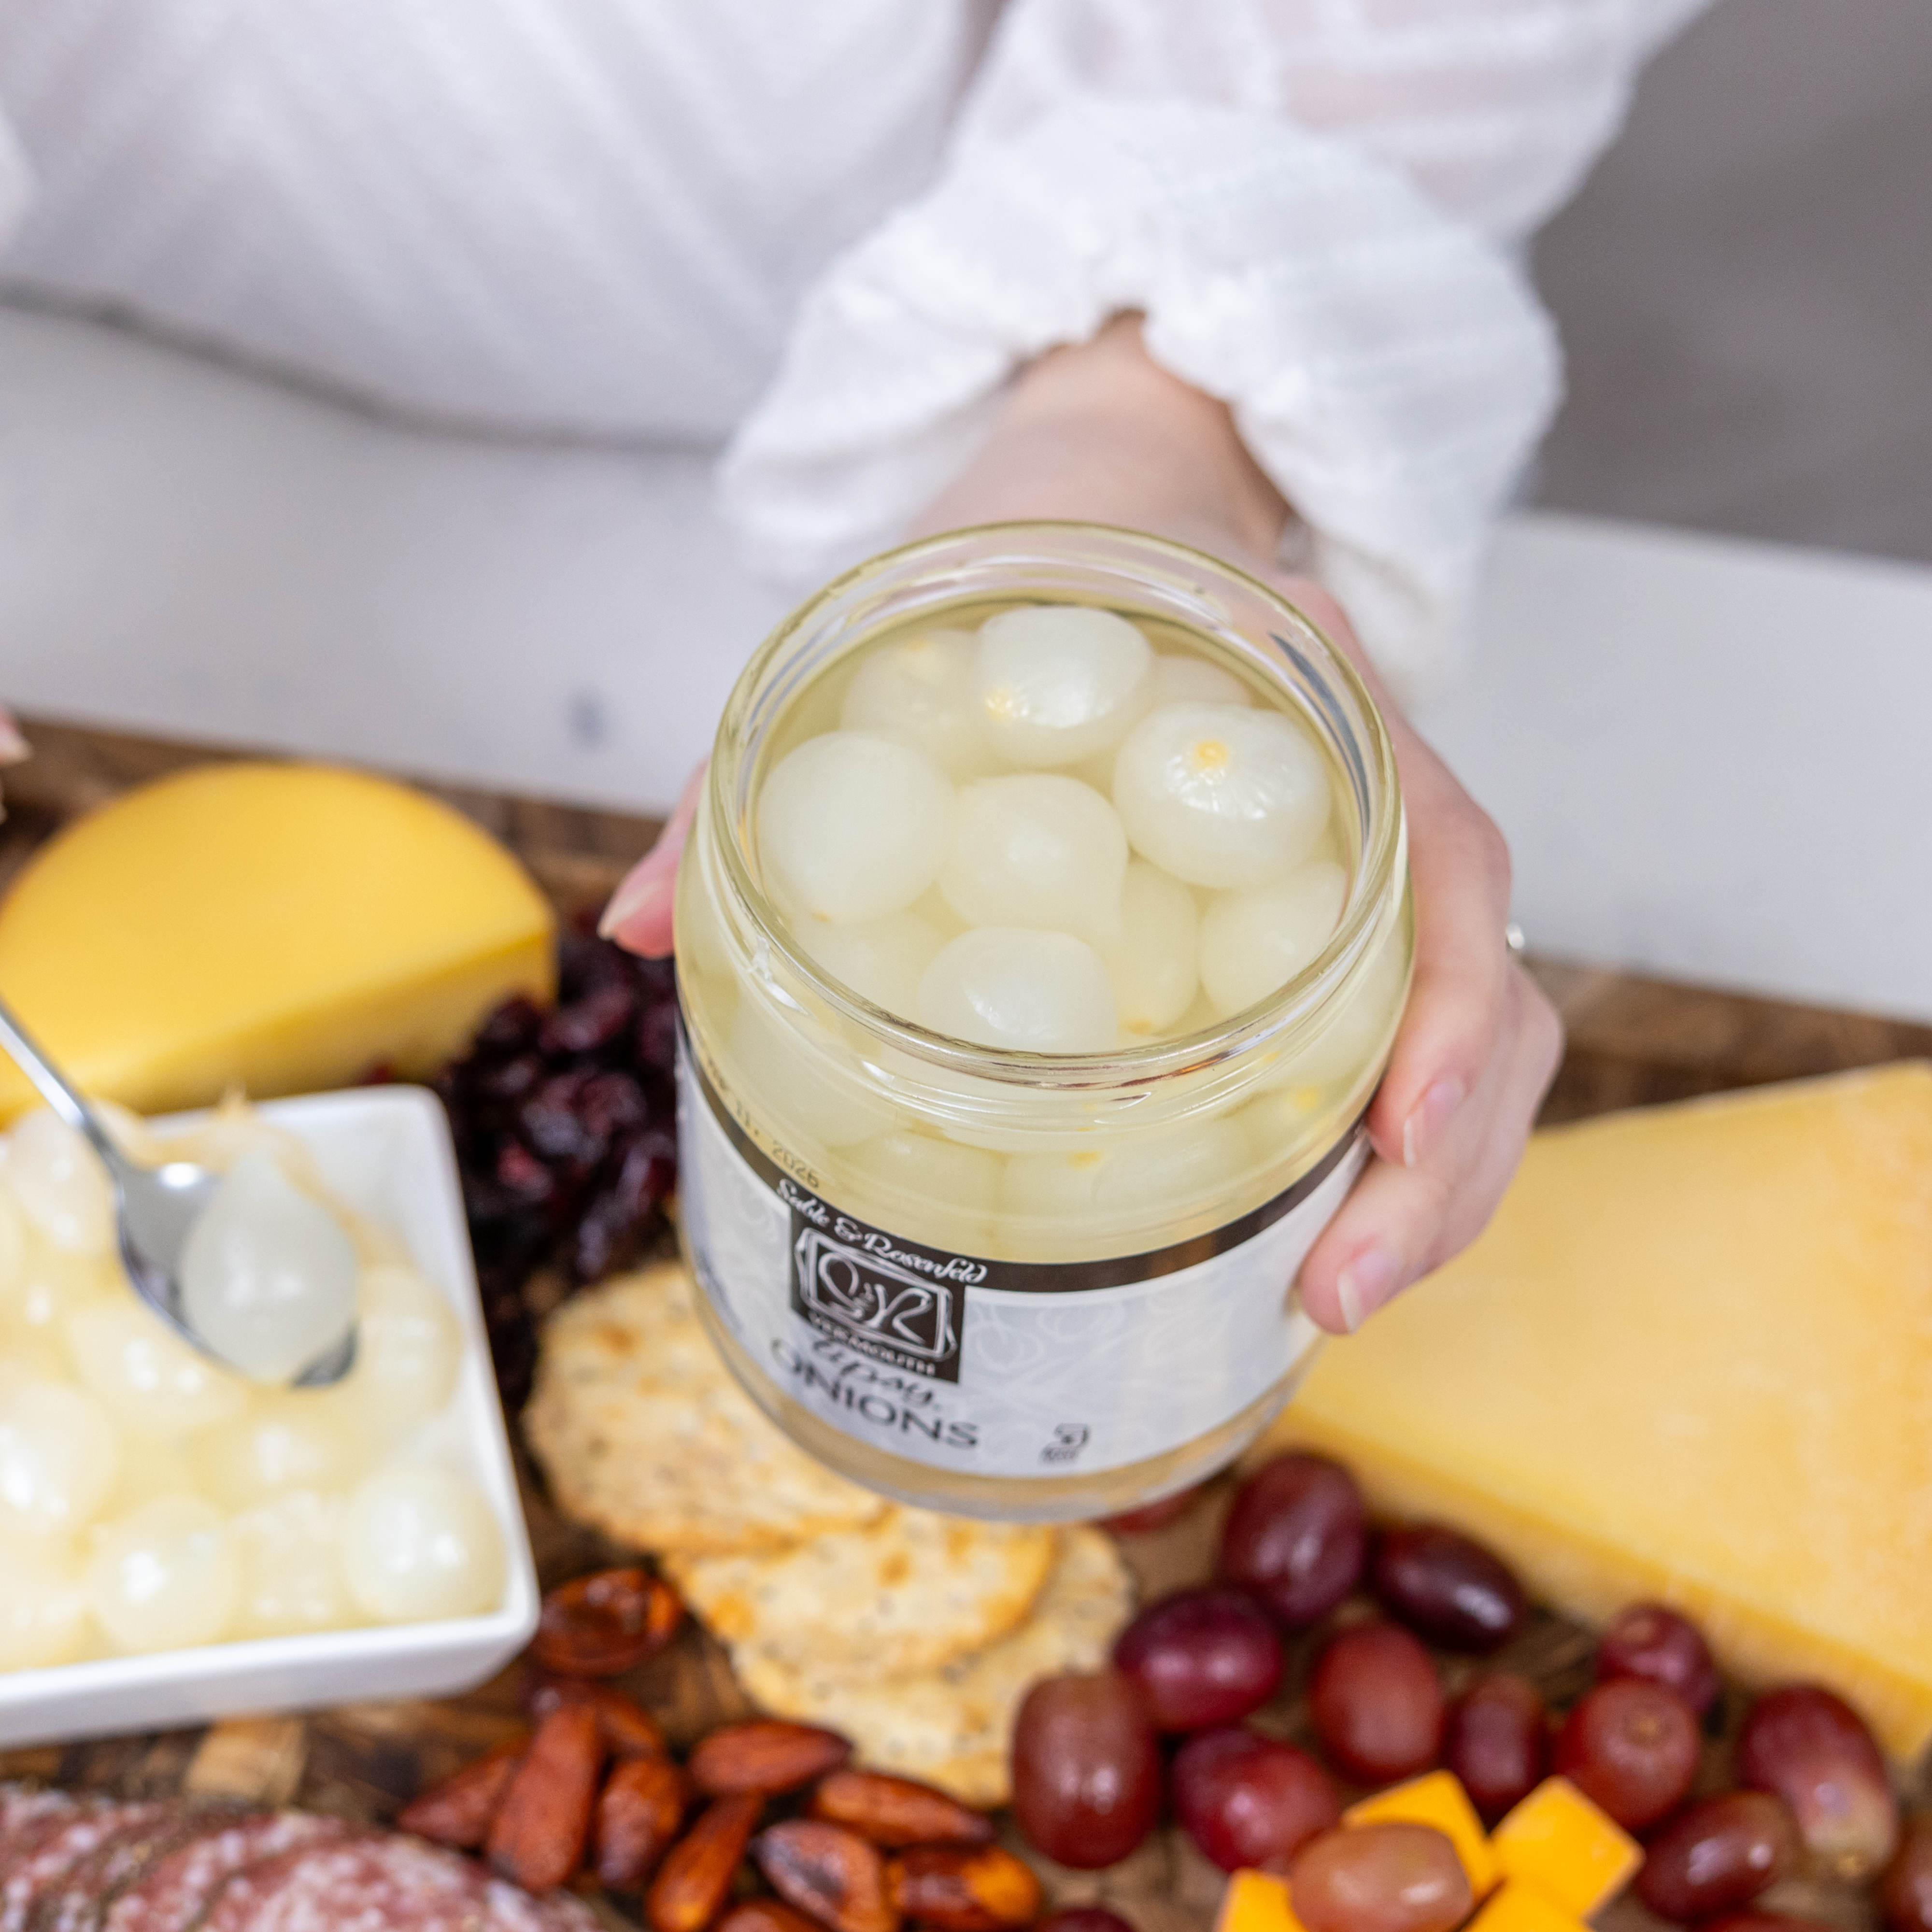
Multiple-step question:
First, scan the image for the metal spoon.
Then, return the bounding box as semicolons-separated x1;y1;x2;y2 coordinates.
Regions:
0;994;356;1387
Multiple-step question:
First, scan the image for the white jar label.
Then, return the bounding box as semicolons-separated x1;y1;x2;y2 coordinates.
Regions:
677;1022;1364;1482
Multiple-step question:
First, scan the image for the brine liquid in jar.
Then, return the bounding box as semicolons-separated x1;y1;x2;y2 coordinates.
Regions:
675;528;1410;1521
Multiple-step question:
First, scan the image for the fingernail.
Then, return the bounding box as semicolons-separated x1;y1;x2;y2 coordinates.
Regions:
1402;1077;1466;1168
597;862;669;939
1335;1247;1398;1333
0;713;27;762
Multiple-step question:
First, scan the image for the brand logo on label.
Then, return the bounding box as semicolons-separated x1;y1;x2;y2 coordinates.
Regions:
790;1226;966;1382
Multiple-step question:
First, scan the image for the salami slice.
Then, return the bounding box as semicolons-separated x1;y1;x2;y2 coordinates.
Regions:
26;1806;211;1932
1;1805;164;1932
103;1813;350;1932
483;1884;602;1932
201;1833;496;1932
0;1792;81;1874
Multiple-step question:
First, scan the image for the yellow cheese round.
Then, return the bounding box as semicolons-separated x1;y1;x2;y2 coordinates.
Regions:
0;762;555;1120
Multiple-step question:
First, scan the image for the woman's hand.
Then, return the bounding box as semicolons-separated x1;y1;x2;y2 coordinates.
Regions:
599;764;701;958
604;317;1561;1332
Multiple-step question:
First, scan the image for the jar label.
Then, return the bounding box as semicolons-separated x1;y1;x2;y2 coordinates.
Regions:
676;1022;1364;1481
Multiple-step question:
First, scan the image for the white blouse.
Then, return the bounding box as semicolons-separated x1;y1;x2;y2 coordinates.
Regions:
0;0;1707;699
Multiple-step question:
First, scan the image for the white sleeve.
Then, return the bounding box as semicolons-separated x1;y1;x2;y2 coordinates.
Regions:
0;106;31;248
718;0;1712;703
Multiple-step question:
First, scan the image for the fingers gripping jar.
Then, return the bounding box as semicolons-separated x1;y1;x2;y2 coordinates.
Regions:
674;525;1412;1522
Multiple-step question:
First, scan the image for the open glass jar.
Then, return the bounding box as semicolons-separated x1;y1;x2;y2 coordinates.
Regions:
674;524;1412;1521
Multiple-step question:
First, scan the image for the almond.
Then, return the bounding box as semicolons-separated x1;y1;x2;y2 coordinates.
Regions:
597;1756;689;1891
756;1819;900;1932
691;1721;852;1797
533;1566;683;1677
886;1846;1042;1932
648;1794;763;1932
808;1770;993;1850
528;1673;669;1760
397;1735;526;1850
487;1705;603;1892
718;1905;827;1932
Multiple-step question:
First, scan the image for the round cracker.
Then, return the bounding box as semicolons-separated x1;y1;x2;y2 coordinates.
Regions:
733;1525;1134;1806
665;1508;1056;1682
524;1263;887;1556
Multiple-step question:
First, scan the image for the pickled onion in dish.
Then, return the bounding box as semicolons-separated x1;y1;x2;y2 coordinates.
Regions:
179;1151;358;1382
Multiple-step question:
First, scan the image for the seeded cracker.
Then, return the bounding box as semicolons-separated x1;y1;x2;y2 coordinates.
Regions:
524;1262;889;1556
731;1526;1134;1806
664;1508;1057;1681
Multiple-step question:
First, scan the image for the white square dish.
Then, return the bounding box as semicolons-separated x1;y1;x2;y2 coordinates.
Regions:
0;1085;540;1748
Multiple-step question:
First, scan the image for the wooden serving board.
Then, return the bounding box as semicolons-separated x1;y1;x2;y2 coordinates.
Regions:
4;714;1928;1932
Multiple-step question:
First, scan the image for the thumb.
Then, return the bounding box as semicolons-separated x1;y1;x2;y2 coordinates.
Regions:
599;763;706;959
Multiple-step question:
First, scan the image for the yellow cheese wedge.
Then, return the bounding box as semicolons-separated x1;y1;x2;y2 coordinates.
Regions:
1263;1064;1932;1758
1489;1780;1640;1918
1466;1881;1593;1932
0;763;555;1121
1214;1869;1307;1932
1344;1770;1498;1896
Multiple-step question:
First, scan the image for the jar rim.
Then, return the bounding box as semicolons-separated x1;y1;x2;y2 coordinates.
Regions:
706;521;1405;1091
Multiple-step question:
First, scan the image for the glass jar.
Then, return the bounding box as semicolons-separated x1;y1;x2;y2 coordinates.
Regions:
674;524;1412;1522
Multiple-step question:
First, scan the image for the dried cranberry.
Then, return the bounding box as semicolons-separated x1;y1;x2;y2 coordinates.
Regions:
559;929;633;999
474;994;545;1058
519;1069;601;1161
572;1136;675;1281
634;954;677;1000
637;1002;680;1071
496;1140;559;1207
462;1168;524;1229
581;1070;650;1142
541;981;638;1056
477;1051;546;1102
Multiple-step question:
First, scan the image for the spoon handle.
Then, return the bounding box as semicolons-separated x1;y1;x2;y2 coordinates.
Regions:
0;994;122;1167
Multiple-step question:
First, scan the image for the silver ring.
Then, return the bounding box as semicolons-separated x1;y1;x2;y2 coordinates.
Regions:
1505;922;1526;956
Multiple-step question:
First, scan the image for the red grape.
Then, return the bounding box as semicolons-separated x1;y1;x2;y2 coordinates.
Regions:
1219;1455;1366;1627
1551;1678;1699;1830
1290;1823;1473;1932
1444;1672;1547;1820
1737;1685;1899;1879
1307;1622;1444;1785
1371;1525;1525;1652
1170;1727;1339;1873
1703;1918;1838;1932
1037;1912;1138;1932
1880;1816;1932;1932
1596;1603;1719;1719
1113;1588;1283;1733
1010;1672;1161;1870
1100;1487;1203;1535
1635;1792;1799;1921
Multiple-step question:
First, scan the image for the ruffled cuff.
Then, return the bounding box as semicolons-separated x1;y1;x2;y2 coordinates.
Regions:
718;98;1561;706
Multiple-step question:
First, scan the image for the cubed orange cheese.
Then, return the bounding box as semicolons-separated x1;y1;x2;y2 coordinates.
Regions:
0;763;555;1122
1467;1881;1593;1932
1489;1778;1640;1918
1344;1770;1497;1896
1214;1869;1307;1932
1262;1064;1932;1758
